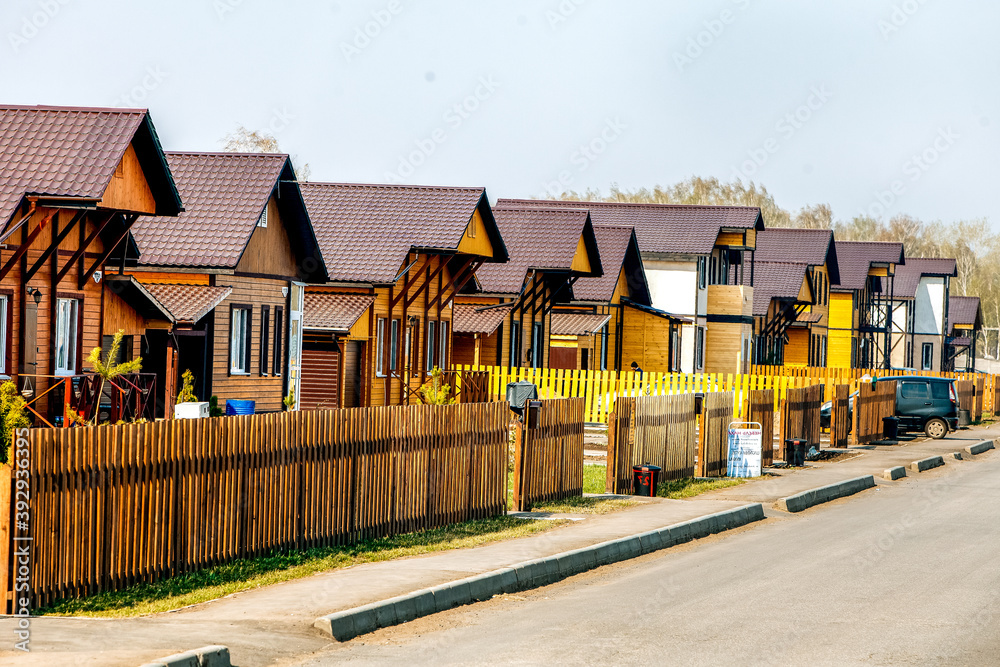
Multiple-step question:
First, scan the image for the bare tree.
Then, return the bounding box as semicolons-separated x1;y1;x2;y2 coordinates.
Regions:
220;125;311;181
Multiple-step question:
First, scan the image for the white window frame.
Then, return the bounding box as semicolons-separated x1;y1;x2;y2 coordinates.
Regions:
426;320;437;373
531;322;543;368
509;320;520;368
0;295;8;376
439;320;449;370
600;324;609;371
921;342;933;371
230;306;251;374
54;298;79;375
389;319;400;372
257;205;268;228
696;326;706;370
375;318;386;377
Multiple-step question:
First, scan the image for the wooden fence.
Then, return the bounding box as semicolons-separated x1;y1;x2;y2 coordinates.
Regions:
747;390;775;467
606;394;696;494
698;392;734;477
854;381;897;445
511;398;585;511
779;385;823;458
830;384;851;449
457;370;492;403
0;402;510;611
957;380;974;415
975;376;985;422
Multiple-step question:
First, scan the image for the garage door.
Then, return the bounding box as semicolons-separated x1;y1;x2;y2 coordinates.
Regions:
300;343;340;411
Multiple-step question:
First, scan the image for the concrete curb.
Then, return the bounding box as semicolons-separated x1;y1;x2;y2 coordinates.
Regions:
774;475;876;513
883;466;906;481
965;440;995;456
945;451;963;461
910;455;945;472
314;503;765;641
139;645;230;667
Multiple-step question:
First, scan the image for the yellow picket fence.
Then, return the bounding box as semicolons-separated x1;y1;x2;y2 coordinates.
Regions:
455;364;998;424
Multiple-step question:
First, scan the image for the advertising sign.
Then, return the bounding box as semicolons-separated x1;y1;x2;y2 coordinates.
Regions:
727;421;763;478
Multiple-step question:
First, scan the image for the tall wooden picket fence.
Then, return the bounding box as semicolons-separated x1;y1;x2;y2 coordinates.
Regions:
511;398;585;511
747;390;775;467
606;394;696;494
456;364;999;424
699;392;734;477
956;380;974;415
830;384;851;449
854;381;897;445
778;385;823;460
0;402;510;612
975;376;985;422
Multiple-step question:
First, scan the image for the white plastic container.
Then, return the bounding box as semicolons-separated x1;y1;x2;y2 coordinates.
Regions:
175;401;210;420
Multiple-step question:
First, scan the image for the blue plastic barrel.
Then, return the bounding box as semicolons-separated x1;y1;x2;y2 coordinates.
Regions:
226;399;256;416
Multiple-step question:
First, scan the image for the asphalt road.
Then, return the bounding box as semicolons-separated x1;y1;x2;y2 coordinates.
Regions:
288;449;1000;666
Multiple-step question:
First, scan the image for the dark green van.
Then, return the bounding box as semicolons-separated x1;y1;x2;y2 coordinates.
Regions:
894;376;959;439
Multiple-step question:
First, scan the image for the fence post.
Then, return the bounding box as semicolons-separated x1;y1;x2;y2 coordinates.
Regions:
512;419;526;511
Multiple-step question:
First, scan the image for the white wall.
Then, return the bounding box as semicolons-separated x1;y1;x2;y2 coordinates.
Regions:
644;259;698;317
680;323;696;373
914;277;945;335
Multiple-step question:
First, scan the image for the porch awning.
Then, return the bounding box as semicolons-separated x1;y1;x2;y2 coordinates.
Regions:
104;276;175;323
303;293;375;332
550;313;612;336
453;303;513;335
139;282;234;325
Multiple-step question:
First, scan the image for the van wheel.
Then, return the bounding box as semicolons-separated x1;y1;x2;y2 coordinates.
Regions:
925;418;948;439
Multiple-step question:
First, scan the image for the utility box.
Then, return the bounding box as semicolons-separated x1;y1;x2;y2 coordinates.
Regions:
175;402;210;420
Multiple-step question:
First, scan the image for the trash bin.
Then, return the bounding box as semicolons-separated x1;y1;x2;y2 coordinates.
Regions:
226;399;255;416
882;416;899;440
632;464;661;497
958;409;971;427
506;381;539;418
784;438;807;466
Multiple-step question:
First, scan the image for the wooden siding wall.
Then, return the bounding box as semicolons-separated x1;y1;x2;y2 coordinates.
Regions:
235;195;299;279
102;288;147;360
620;307;674;372
827;292;854;368
210;274;288;412
0;402;510;610
784;328;809;367
97;143;157;215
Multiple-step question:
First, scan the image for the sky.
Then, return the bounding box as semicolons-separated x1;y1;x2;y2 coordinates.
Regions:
1;0;997;227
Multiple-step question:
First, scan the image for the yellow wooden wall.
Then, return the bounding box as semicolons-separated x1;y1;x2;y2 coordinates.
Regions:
828;291;854;368
784;328;809;367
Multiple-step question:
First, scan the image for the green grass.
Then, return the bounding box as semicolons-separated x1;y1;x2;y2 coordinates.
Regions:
530;495;640;514
657;476;747;499
37;516;561;618
583;463;607;494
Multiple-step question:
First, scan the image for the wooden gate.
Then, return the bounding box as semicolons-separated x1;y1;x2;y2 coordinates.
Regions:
830;384;851;449
511;398;585;511
459;370;492;404
748;389;775;467
606;394;696;494
854;380;897;445
698;392;733;477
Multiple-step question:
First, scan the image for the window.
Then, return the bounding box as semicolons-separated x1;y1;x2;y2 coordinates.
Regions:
389;319;400;372
698;257;707;289
820;335;827;367
375;318;387;377
600;324;609;371
672;329;681;371
260;305;270;375
930;382;951;400
272;306;283;376
54;298;80;374
408;321;420;375
439;321;449;370
921;342;933;371
696;326;705;370
426;320;437;372
0;295;8;375
532;322;543;368
257;205;268;228
900;381;929;400
509;320;520;368
101;333;132;366
229;305;251;374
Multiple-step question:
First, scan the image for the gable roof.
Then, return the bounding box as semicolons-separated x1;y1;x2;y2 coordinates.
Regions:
299;183;507;284
949;296;982;331
831;241;905;291
550;312;612;336
138;283;234;324
0;105;182;230
751;261;809;316
303;293;376;332
572;225;652;304
452;303;514;335
496;198;763;256
132;152;322;277
474;205;602;294
753;228;840;285
891;257;958;299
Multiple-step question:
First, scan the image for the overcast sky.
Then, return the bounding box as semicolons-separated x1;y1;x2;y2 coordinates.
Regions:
2;0;997;226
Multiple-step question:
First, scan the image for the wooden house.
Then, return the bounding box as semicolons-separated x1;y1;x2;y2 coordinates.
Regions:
548;225;686;372
887;258;957;371
121;152;326;415
296;183;507;410
750;229;839;367
946;296;982;372
0;105;182;422
498;199;764;374
453;205;602;371
828;241;904;369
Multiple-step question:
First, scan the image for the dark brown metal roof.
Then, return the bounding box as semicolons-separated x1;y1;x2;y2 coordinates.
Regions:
300;183;506;284
474;205;602;294
139;283;233;324
497;198;763;255
572;225;650;304
0;104;182;228
452;303;513;334
949;296;981;331
751;262;809;316
753;228;840;285
831;241;905;291
133;152;289;268
550;312;612;335
891;258;957;299
303;293;375;331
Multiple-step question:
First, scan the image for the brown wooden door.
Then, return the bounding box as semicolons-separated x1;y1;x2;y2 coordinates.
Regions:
549;346;577;370
300;343;340;411
343;341;363;408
